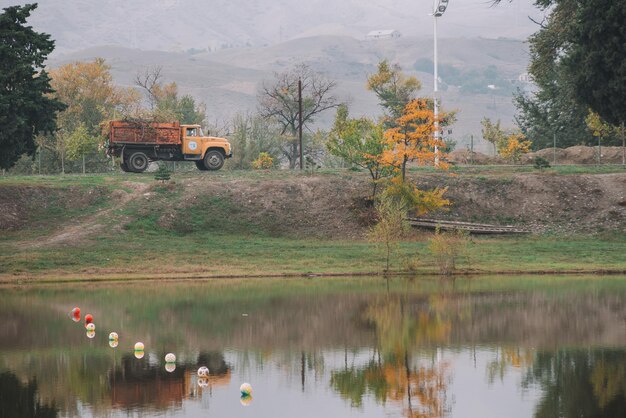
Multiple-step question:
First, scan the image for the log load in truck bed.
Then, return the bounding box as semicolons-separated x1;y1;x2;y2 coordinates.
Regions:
107;120;232;172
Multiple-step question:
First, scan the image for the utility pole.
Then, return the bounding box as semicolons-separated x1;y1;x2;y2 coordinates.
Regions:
553;133;556;165
620;121;626;165
298;78;303;171
470;134;474;165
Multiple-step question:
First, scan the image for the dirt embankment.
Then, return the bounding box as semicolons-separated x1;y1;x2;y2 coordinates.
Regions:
0;172;624;245
416;173;626;233
449;145;626;165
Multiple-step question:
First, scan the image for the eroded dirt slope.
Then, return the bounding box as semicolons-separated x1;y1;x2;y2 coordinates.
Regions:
0;172;624;246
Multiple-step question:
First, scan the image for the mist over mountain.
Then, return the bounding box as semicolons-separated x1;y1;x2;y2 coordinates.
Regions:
2;0;542;54
1;0;542;151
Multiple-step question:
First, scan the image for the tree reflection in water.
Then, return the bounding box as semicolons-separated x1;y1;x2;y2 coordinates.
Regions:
331;291;455;418
0;371;57;418
486;346;535;385
523;350;626;418
109;351;231;410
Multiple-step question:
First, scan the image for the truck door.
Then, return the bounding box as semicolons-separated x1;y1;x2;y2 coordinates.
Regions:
182;127;202;157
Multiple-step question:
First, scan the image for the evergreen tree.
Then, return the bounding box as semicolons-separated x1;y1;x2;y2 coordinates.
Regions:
0;4;65;169
154;163;171;182
515;0;624;148
564;0;626;127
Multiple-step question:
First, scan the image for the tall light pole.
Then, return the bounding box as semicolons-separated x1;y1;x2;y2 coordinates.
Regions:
432;0;449;166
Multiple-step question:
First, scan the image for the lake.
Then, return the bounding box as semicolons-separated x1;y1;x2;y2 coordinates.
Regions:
1;275;625;418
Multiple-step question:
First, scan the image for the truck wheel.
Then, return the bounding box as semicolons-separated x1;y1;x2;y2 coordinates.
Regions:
203;150;224;170
128;151;149;173
195;160;208;171
120;162;130;172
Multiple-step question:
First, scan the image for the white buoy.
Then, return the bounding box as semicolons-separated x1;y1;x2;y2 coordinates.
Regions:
165;353;176;363
165;363;176;373
197;366;209;377
240;382;252;396
86;323;95;332
134;342;144;351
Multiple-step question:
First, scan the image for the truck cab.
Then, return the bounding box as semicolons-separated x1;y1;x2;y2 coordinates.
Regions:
181;125;232;170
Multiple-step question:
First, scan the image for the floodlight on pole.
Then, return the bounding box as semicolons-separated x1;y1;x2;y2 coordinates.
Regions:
432;0;449;166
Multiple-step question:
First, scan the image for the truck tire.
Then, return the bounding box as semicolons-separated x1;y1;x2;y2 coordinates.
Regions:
195;160;208;171
203;150;224;170
128;151;149;173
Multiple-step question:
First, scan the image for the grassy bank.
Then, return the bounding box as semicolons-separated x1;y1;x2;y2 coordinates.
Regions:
1;232;624;283
1;171;625;282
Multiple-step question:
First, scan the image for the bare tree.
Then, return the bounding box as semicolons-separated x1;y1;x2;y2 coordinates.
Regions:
258;64;339;168
135;65;163;109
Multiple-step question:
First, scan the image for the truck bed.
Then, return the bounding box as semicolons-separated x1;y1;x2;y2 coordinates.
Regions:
109;121;181;145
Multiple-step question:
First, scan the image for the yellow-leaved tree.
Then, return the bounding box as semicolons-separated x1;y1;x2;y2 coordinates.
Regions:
498;132;532;163
380;98;449;182
481;117;532;163
585;109;626;165
48;58;141;173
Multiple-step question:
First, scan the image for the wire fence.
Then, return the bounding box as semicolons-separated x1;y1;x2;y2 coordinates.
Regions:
2;147;625;176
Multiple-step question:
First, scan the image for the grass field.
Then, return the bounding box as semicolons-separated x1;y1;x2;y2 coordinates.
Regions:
1;230;624;282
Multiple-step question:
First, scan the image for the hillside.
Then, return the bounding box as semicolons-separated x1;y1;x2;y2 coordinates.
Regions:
48;36;531;153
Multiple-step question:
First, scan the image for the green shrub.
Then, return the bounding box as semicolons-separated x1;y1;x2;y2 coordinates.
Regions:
533;156;551;170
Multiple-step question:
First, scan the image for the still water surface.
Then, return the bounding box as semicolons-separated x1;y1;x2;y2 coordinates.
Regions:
1;275;625;418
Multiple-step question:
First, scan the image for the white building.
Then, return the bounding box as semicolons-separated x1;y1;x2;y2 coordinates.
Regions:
518;72;534;83
366;30;401;40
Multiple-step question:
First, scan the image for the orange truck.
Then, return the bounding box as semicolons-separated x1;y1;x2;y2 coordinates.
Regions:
106;121;232;172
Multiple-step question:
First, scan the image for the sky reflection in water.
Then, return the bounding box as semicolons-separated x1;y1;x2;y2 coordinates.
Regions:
0;275;625;418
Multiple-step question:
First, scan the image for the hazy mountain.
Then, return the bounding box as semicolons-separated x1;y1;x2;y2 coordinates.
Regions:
1;0;542;151
2;0;543;54
48;35;531;153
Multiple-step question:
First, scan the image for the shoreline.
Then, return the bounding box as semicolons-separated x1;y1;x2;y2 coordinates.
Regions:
2;267;625;286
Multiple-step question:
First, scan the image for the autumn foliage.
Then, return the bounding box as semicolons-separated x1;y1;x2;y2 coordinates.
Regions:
498;133;532;163
251;152;274;169
480;117;532;163
379;99;448;181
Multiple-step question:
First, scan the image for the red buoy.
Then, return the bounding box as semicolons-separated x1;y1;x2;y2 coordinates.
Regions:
85;314;93;325
71;307;81;322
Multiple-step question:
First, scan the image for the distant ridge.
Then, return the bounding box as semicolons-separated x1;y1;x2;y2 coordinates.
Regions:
8;0;544;55
47;35;529;152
